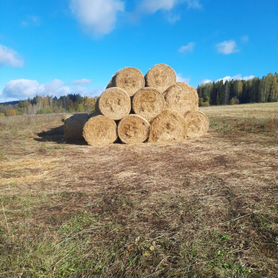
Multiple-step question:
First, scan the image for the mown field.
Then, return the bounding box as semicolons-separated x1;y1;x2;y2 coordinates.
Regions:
0;102;277;277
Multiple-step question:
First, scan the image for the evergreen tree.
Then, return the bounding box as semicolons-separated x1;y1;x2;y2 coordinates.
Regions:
197;73;278;106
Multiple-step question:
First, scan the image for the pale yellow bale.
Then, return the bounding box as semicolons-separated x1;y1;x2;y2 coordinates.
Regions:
184;111;209;138
118;114;150;144
98;87;131;120
163;84;197;115
64;113;89;142
149;110;186;143
177;82;199;110
107;68;145;96
132;87;165;122
83;115;117;146
145;64;176;93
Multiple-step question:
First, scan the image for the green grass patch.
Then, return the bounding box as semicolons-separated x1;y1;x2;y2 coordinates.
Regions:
209;116;277;135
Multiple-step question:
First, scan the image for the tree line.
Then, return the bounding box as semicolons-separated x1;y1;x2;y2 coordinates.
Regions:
0;94;96;116
197;73;278;106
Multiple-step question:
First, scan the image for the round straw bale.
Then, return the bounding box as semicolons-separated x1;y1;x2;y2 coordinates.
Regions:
107;68;145;96
145;64;176;93
184;111;209;138
149;110;186;143
163;84;198;115
83;115;117;146
177;82;199;110
64;113;89;142
118;114;150;144
98;87;131;120
132;87;165;122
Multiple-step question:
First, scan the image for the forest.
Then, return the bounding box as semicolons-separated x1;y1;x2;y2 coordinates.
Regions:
0;94;97;116
197;73;278;106
0;73;277;116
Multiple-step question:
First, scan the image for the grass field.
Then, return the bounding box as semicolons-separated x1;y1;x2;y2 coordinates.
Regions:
0;102;277;277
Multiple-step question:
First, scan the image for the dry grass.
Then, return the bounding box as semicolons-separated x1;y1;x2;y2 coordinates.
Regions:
0;103;277;277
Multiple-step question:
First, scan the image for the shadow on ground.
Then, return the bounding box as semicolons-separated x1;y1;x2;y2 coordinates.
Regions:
35;125;123;145
36;125;64;143
35;125;86;145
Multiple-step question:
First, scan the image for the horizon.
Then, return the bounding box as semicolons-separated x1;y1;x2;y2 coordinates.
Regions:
0;0;277;102
1;72;277;105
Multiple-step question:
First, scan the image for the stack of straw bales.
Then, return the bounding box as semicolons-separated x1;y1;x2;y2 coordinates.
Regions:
64;64;209;145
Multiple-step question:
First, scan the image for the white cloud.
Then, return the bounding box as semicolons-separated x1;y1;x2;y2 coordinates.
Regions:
44;79;72;96
140;0;178;13
166;13;181;24
139;0;201;14
70;0;125;36
201;79;212;84
176;73;191;84
21;16;41;27
201;75;255;85
0;79;100;101
73;78;92;85
216;40;238;55
178;42;195;54
1;79;69;100
217;75;255;83
184;0;202;9
0;45;24;68
2;79;43;99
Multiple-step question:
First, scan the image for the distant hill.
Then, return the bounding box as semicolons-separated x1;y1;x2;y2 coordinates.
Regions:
0;100;21;105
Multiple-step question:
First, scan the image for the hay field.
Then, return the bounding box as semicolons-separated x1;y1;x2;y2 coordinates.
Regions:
0;103;277;277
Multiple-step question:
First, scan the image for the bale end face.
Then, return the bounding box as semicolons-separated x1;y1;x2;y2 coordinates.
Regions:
98;87;131;120
145;64;176;93
132;87;165;122
118;114;150;144
149;110;186;143
177;82;199;110
184;111;209;138
163;84;197;115
83;115;117;146
107;68;145;96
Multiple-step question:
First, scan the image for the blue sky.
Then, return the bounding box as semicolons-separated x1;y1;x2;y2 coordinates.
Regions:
0;0;277;102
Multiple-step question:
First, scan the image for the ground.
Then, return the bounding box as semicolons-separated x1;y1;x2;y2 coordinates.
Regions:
0;103;277;277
